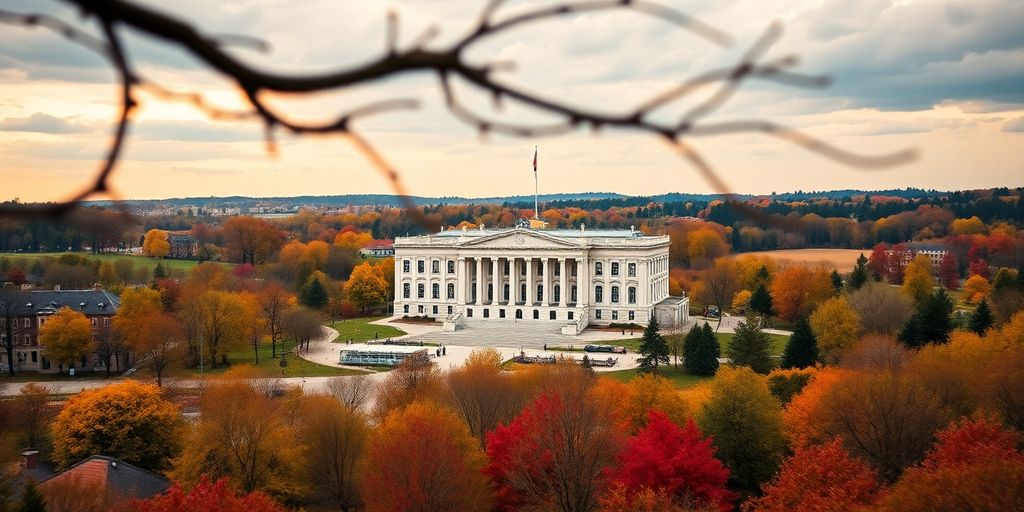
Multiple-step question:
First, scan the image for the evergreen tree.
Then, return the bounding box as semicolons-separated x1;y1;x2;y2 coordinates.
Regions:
782;317;818;369
19;481;45;512
848;253;869;290
637;315;669;374
300;277;329;310
152;261;167;280
899;288;954;347
830;270;843;294
749;283;774;316
754;265;771;285
969;299;994;335
682;324;700;368
727;315;774;374
686;322;720;376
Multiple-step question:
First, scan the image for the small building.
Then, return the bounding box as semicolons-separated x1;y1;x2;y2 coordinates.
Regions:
360;239;395;258
37;455;170;508
166;232;199;259
907;242;948;268
339;343;428;366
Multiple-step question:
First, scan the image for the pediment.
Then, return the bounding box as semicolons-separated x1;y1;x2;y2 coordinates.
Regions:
462;229;576;249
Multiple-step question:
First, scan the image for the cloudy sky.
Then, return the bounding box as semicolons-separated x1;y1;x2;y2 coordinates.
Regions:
1;0;1022;202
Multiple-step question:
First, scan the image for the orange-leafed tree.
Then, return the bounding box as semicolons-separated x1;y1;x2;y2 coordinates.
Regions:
222;216;282;264
781;368;850;447
902;254;935;303
770;266;833;321
604;410;734;512
51;381;183;470
132;311;186;386
344;261;389;313
38;306;94;373
446;348;529;444
142;228;170;258
334;229;373;252
877;417;1024;511
371;357;444;423
361;401;492;512
300;395;369;512
961;274;991;304
745;438;881;512
132;477;286;512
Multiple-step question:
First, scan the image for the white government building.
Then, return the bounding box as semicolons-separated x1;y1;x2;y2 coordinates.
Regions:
393;222;688;334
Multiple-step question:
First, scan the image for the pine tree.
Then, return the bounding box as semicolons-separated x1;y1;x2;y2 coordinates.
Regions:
754;265;771;285
637;316;669;374
749;283;774;316
782;317;818;369
152;261;167;280
830;270;843;294
686;322;720;376
899;288;954;347
969;299;994;335
300;277;329;310
727;315;773;374
848;253;869;290
682;324;700;368
19;481;45;512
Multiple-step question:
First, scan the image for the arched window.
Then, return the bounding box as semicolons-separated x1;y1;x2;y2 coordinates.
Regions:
447;283;455;299
595;285;604;303
403;282;410;299
628;286;636;304
611;285;620;303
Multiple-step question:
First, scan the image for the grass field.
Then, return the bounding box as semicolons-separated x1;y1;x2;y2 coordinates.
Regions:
733;249;867;272
1;252;231;276
604;366;710;388
552;331;789;356
329;316;407;343
171;338;371;378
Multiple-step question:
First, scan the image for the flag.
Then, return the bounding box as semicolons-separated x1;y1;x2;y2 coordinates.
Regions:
532;146;537;173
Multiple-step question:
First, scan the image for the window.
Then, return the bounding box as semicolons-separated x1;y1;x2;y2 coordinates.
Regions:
568;311;574;320
418;305;424;314
536;284;543;302
417;283;425;299
24;318;30;327
24;334;31;345
103;318;111;327
31;351;37;363
628;262;636;277
611;262;619;276
520;284;527;302
499;309;506;318
520;263;526;276
533;309;539;319
417;260;424;273
432;260;440;273
483;309;490;318
611;286;620;303
504;284;510;301
403;304;409;313
595;262;603;276
612;310;619;320
571;285;577;303
91;318;97;327
432;305;438;315
403;260;410;273
467;308;473;318
550;311;557;320
554;261;560;276
447;260;455;273
553;285;560;304
447;283;455;299
596;309;602;320
504;261;510;275
595;285;604;303
628;311;635;321
538;264;543;276
488;284;494;302
628;286;636;304
403;283;411;298
447;306;453;314
432;283;440;299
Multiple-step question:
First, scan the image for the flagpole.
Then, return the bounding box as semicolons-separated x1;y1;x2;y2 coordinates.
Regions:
533;146;539;220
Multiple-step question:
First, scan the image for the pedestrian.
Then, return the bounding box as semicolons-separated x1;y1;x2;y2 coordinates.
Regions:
442;346;446;356
436;348;441;357
375;332;378;339
543;342;547;351
622;329;625;335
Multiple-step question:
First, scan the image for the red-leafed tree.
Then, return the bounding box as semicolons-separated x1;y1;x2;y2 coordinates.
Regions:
878;417;1024;511
938;252;959;289
887;243;910;284
131;477;285;512
7;268;26;285
867;243;889;281
744;438;881;512
603;410;734;512
968;258;990;278
486;390;624;512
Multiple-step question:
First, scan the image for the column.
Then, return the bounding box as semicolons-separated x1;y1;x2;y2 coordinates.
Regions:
510;257;519;304
526;258;534;306
394;257;402;307
541;258;550;306
640;257;649;306
577;256;590;305
456;257;466;305
491;257;500;305
558;257;567;307
475;257;483;306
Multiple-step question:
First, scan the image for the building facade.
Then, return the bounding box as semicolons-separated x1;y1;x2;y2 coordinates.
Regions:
0;288;121;372
393;226;688;331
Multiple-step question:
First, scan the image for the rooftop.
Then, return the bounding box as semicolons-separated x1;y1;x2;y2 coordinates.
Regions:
1;288;120;316
38;455;170;500
432;226;654;239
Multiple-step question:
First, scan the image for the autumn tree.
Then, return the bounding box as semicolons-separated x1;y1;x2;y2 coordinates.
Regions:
38;307;93;373
171;377;305;501
899;288;954;347
300;395;369;511
446;348;527;444
696;258;739;330
847;281;914;334
781;317;818;369
746;439;881;512
486;385;623;512
867;243;889;281
847;253;869;290
14;383;53;450
134;312;186;386
178;290;252;368
781;368;850;447
902;254;935;303
300;276;329;310
696;367;786;495
637;315;669;374
684;322;719;376
51;381;183;471
877;417;1024;511
809;296;860;363
362;401;491;512
142;229;170;258
325;374;377;413
938;252;959;289
132;477;286;512
769;266;833;321
591;374;692;434
344;262;389;313
284;307;323;352
961;274;990;304
731;289;752;313
605;411;734;511
840;334;910;372
222;216;282;264
257;282;293;358
1;284;18;376
371;357;444;423
727;315;773;374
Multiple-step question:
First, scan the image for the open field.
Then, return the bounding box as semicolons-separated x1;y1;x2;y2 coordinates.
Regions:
329;316;407;343
552;331;788;357
605;366;710;388
0;252;232;275
171;339;371;378
732;249;866;272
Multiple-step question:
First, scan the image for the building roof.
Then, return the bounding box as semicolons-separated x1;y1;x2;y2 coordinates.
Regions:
362;239;394;249
1;288;120;316
908;242;947;252
396;226;668;249
39;455;170;500
431;227;650;239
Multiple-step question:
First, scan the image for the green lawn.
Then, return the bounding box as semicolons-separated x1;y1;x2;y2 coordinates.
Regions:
1;252;232;275
715;332;789;356
553;331;788;357
329;316;406;343
175;339;371;378
604;366;711;389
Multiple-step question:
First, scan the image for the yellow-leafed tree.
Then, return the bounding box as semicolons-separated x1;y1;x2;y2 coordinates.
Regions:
38;307;94;373
142;229;170;258
809;296;861;363
902;254;935;303
344;262;389;313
